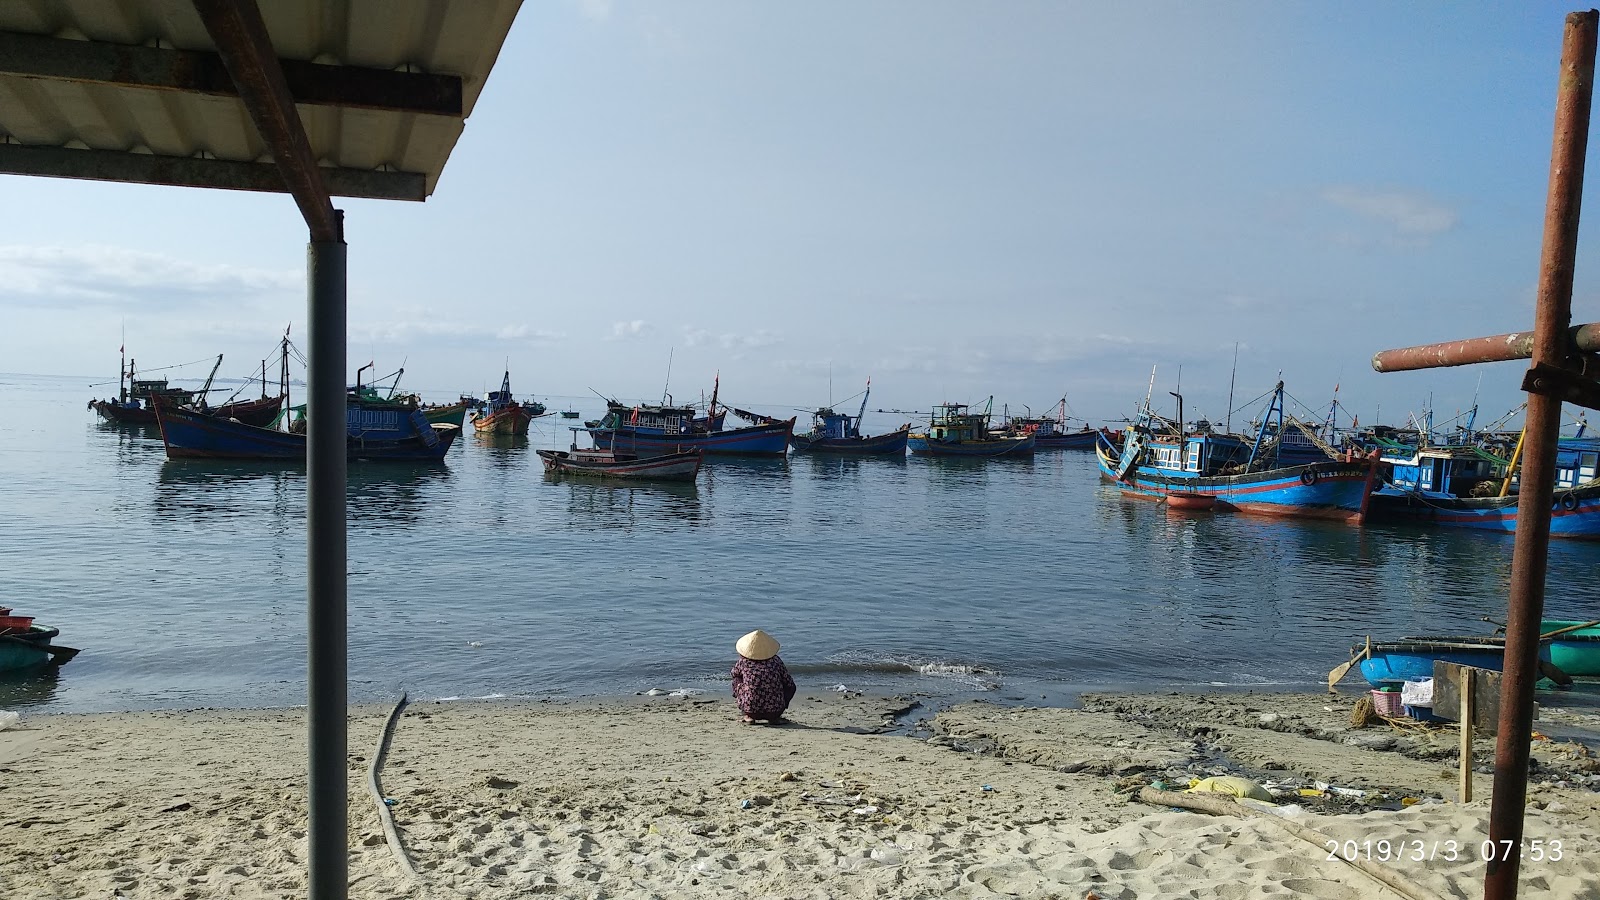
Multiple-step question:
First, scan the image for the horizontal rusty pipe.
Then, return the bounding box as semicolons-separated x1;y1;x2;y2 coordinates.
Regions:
1372;322;1600;372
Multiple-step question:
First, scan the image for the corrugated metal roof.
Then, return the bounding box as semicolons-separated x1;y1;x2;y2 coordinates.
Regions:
0;0;522;196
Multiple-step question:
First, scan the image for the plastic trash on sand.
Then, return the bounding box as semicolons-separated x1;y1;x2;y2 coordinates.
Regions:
1186;776;1273;803
0;710;18;731
1401;678;1434;707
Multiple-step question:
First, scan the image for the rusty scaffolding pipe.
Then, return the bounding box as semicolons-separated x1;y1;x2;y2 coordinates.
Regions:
1371;323;1600;372
1485;10;1595;900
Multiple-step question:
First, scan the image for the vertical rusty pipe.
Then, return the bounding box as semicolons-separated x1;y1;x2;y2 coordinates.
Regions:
1485;11;1596;900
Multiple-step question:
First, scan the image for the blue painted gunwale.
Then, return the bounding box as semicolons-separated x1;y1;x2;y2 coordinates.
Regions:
155;402;459;461
1357;638;1554;688
1095;434;1374;522
1367;481;1600;540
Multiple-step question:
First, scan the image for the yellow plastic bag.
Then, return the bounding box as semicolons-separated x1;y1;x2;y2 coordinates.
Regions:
1186;776;1273;803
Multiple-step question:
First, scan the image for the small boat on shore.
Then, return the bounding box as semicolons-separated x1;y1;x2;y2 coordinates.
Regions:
908;399;1034;458
539;429;702;481
1353;637;1567;689
789;380;909;455
0;609;80;671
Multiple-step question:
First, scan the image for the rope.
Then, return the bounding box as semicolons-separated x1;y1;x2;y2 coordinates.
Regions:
367;693;424;885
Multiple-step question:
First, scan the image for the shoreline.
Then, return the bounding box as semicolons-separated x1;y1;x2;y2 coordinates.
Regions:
4;688;1600;898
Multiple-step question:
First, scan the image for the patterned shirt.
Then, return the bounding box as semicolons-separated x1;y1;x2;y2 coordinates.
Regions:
731;655;797;720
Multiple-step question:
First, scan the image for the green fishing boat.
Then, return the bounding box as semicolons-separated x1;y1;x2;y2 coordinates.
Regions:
0;610;80;672
421;399;473;428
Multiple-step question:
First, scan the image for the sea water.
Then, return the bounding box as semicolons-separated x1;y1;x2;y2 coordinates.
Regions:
4;373;1597;713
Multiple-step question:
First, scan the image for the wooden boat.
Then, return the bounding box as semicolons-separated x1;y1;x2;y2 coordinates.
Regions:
908;399;1034;457
470;371;540;435
421;400;472;428
586;378;793;457
90;348;197;424
789;380;909;455
995;397;1108;449
1164;491;1216;511
1356;637;1563;689
1096;381;1376;522
1366;440;1600;540
1539;620;1600;676
0;610;80;671
154;389;458;461
538;431;701;481
560;409;581;419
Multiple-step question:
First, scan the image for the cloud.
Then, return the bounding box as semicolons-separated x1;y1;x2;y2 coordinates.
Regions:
608;319;648;340
679;326;781;355
1321;186;1457;237
352;320;564;345
0;245;298;310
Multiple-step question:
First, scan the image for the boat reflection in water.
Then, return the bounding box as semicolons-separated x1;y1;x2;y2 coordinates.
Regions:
154;460;454;528
0;666;64;710
551;478;705;530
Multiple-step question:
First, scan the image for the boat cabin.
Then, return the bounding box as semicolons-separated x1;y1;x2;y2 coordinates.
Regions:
596;402;698;436
926;403;990;443
1383;447;1500;496
1136;432;1254;478
810;407;858;440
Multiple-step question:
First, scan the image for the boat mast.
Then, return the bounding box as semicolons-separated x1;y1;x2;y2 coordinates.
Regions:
118;342;127;403
661;348;674;406
280;329;291;412
1244;381;1284;471
1225;342;1238;434
854;378;871;439
199;353;223;408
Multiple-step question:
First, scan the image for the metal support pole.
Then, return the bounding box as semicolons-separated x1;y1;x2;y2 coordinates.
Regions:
1485;11;1595;900
307;213;348;900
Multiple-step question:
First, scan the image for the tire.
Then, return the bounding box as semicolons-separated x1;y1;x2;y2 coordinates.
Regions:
1300;469;1319;487
1561;493;1579;511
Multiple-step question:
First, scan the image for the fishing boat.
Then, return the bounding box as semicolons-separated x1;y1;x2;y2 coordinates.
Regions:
586;377;793;457
789;380;909;455
154;387;459;461
1365;439;1600;539
907;398;1034;457
89;347;198;424
419;399;473;428
1095;381;1377;521
0;609;80;671
995;398;1107;450
538;428;702;481
560;409;581;419
470;371;542;435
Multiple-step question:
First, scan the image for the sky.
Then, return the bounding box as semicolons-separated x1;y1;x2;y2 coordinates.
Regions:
3;1;1600;431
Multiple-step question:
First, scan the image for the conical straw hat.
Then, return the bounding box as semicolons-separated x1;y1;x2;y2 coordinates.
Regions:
736;629;780;660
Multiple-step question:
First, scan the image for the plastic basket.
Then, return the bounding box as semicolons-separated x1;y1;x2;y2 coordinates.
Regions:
1371;689;1405;718
0;615;34;631
1404;704;1446;723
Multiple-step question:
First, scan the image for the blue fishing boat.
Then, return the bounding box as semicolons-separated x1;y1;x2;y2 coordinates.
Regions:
907;399;1034;457
585;379;793;457
1096;381;1376;521
1366;438;1600;540
0;609;79;671
154;388;459;461
790;380;910;455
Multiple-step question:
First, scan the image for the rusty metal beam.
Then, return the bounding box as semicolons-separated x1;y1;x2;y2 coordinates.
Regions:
1372;323;1600;372
0;142;426;201
1486;10;1596;900
191;0;339;242
0;31;462;116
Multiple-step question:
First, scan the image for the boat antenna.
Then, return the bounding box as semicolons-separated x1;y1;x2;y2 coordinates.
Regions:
1225;342;1238;433
662;347;674;406
1143;364;1157;413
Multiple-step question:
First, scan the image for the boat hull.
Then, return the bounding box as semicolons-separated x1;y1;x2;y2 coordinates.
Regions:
1359;639;1555;688
537;448;702;481
1542;620;1600;675
155;403;458;461
1096;439;1373;522
588;418;794;457
472;405;533;435
92;400;159;424
907;434;1034;457
1034;430;1104;450
0;626;63;672
422;401;471;428
1366;481;1600;540
789;427;909;456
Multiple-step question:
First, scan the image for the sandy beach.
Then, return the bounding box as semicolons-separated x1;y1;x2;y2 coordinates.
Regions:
3;689;1599;899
